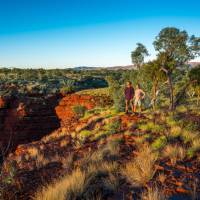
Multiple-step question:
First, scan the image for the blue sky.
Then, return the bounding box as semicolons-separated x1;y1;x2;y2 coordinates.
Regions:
0;0;200;68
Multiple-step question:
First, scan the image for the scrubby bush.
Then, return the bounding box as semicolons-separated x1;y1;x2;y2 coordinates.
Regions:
187;138;200;158
73;105;87;118
78;130;92;143
151;136;167;150
138;122;165;134
106;76;125;112
0;161;17;199
104;118;121;135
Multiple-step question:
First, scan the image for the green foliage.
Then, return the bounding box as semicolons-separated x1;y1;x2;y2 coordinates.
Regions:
181;130;197;144
187;138;200;158
151;136;167;150
153;27;200;110
131;43;149;69
104;119;121;135
0;162;16;198
0;68;111;96
169;126;182;139
106;76;125;112
78;130;92;143
60;80;76;94
72;105;86;118
138;121;165;134
189;65;200;85
154;28;200;67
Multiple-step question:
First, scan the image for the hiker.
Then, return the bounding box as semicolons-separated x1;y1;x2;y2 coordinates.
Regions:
134;83;145;113
124;81;134;114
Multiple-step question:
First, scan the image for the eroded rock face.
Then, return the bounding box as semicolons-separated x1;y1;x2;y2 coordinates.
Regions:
0;94;61;155
55;94;96;127
0;93;108;158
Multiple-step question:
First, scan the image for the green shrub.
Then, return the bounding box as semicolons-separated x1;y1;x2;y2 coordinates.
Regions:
151;136;167;150
181;130;197;144
104;119;121;135
165;116;178;127
78;130;92;143
139;122;165;134
106;76;125;112
169;126;182;138
60;85;75;94
187;138;200;158
73;105;86;118
0;161;16;198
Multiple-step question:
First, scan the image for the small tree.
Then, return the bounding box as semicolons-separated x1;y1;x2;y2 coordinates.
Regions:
106;76;125;112
153;27;200;110
189;65;200;105
142;60;165;110
131;43;149;69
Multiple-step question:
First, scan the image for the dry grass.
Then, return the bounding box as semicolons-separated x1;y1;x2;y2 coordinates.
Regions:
187;138;200;158
80;141;120;169
34;169;86;200
141;186;167;200
60;140;69;147
35;153;49;168
191;138;200;152
27;147;39;158
42;128;68;143
76;87;110;97
157;174;167;184
169;126;182;138
181;130;197;144
34;161;119;200
122;144;158;187
163;144;186;165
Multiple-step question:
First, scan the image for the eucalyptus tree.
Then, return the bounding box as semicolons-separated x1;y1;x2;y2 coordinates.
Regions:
131;43;149;69
142;60;166;109
153;27;200;110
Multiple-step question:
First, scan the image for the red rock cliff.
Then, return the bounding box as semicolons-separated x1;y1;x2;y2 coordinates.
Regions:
55;94;96;127
0;94;60;155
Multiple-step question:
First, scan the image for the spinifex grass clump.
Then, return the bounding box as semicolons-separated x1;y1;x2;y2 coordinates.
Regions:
181;130;198;144
163;144;186;165
151;136;167;150
78;130;92;143
122;144;158;187
187;138;200;158
34;162;119;200
169;126;182;139
141;186;167;200
103;118;121;135
0;161;17;199
138;121;165;134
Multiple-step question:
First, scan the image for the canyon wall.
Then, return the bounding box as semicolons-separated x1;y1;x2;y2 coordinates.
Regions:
0;94;61;155
0;92;111;157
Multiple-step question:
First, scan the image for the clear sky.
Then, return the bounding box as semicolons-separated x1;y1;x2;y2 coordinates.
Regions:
0;0;200;68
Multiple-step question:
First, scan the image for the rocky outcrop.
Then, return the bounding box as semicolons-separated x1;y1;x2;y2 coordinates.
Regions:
55;94;96;127
0;92;110;157
0;94;61;156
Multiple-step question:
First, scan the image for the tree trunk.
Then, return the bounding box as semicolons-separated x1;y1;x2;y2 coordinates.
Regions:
167;73;174;111
160;67;174;111
152;80;158;110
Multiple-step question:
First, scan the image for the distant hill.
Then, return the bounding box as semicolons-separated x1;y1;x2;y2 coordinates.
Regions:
74;65;135;71
189;62;200;68
74;62;199;71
